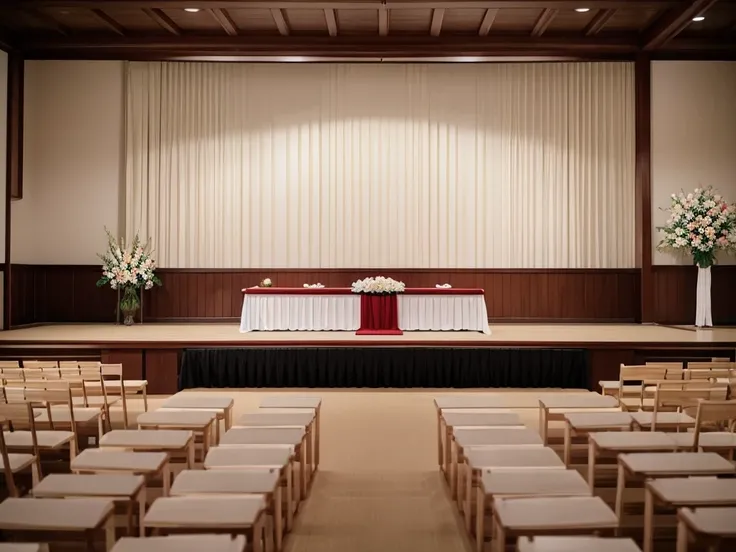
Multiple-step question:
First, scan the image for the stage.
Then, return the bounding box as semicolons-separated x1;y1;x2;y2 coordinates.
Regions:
0;323;734;393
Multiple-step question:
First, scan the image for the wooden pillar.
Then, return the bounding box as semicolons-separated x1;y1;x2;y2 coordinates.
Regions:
635;54;653;323
4;53;23;330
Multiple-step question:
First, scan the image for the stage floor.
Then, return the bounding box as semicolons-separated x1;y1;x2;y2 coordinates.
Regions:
1;322;735;347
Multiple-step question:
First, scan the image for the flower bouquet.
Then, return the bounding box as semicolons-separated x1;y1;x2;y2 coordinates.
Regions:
303;283;325;288
657;187;736;326
259;278;273;288
351;276;405;295
96;229;162;325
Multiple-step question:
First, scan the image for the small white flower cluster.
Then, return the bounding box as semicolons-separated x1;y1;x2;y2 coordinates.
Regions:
259;278;273;287
658;187;736;267
303;283;325;288
351;276;406;294
435;283;452;289
97;231;160;291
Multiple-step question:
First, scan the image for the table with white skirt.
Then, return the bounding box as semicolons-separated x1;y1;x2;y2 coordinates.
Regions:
239;288;490;334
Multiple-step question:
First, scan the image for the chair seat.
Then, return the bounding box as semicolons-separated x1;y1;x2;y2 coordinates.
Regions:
34;407;101;424
144;496;266;528
84;380;147;392
72;449;168;473
32;474;144;497
631;411;695;427
0;453;36;473
0;497;114;531
4;430;75;449
73;396;120;407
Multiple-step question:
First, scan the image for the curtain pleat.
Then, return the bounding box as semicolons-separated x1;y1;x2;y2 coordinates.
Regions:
126;62;635;269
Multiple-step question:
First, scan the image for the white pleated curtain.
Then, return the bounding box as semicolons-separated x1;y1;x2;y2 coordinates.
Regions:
126;62;635;269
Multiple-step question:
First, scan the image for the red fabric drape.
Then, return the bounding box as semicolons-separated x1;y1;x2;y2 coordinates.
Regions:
356;294;403;335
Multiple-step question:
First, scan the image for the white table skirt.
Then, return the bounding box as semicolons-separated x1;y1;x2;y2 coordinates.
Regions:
240;294;360;332
240;293;490;334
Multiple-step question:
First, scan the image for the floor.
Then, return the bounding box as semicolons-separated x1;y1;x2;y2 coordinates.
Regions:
141;388;579;552
2;323;735;345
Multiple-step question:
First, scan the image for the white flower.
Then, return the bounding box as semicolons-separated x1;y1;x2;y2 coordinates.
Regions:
263;278;272;286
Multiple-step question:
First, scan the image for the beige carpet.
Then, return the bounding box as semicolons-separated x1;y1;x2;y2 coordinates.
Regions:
141;389;567;552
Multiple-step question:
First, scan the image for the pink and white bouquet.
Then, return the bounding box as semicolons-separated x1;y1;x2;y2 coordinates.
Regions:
351;276;405;295
657;187;736;268
96;229;162;291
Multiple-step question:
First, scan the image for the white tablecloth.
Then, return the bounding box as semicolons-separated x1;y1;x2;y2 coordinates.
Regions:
240;293;490;334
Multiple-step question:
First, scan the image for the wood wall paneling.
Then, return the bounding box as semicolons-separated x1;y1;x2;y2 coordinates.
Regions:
10;265;642;324
144;349;180;395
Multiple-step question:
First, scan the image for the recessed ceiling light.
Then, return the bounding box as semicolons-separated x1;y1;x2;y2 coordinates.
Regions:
692;16;705;22
575;8;590;13
184;8;200;13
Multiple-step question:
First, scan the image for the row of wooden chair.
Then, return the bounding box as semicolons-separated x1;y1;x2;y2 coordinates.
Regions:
435;389;736;552
0;392;322;552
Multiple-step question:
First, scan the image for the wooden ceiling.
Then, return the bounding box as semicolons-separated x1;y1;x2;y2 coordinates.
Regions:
1;1;735;59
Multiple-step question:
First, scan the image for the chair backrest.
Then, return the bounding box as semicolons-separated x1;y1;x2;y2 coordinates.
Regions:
689;361;736;371
0;427;18;496
0;402;39;497
100;364;129;428
711;358;732;363
0;361;20;369
78;361;102;369
687;368;734;381
22;361;59;369
692;400;736;448
646;361;685;369
0;368;24;380
653;381;728;425
24;386;77;441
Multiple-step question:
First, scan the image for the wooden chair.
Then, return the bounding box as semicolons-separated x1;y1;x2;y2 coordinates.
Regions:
562;412;634;467
260;396;321;468
0;361;20;369
137;409;218;459
143;496;268;552
631;381;724;431
491;496;618;552
11;386;79;462
79;366;127;430
537;394;619;445
111;535;247;552
601;365;684;410
99;429;196;469
0;404;42;495
71;449;171;496
161;394;235;432
643;477;736;552
676;507;736;552
98;363;147;417
0;497;117;551
31;473;147;537
22;361;59;369
668;399;736;456
171;470;284;551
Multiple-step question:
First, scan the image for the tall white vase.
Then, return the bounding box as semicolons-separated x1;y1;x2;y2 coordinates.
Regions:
695;266;713;327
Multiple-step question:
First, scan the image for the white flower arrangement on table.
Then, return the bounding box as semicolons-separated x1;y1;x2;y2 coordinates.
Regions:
303;283;325;288
96;229;162;292
657;186;736;268
351;276;406;295
435;283;452;289
259;278;273;288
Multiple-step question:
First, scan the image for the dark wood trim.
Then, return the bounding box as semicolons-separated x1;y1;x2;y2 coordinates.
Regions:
531;8;557;37
635;54;653;323
209;8;239;36
643;0;720;51
584;9;616;36
142;8;182;35
89;9;128;36
4;54;23;331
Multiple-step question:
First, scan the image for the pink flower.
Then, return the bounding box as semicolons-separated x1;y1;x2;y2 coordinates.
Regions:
722;203;729;212
718;237;729;246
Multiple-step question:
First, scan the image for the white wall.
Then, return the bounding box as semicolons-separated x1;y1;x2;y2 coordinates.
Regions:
651;61;736;265
11;60;125;264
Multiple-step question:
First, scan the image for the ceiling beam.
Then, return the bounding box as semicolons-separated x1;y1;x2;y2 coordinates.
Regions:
378;7;389;36
17;35;642;60
90;8;127;36
24;8;70;35
324;8;338;37
478;8;499;36
210;8;239;36
531;8;557;37
142;8;182;35
1;1;682;10
643;0;719;50
584;8;615;36
271;8;290;36
430;8;445;37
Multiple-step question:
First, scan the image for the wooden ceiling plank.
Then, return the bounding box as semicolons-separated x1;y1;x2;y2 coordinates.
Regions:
531;7;557;37
271;8;290;35
378;7;389;36
90;8;127;35
1;2;683;11
584;8;615;36
430;7;445;36
142;7;182;35
210;8;239;35
478;8;498;36
24;8;70;36
643;0;720;50
325;8;338;36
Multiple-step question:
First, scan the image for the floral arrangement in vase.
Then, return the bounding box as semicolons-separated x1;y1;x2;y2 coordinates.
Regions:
259;278;273;287
96;229;162;325
657;187;736;268
303;283;325;288
351;276;405;295
657;186;736;327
